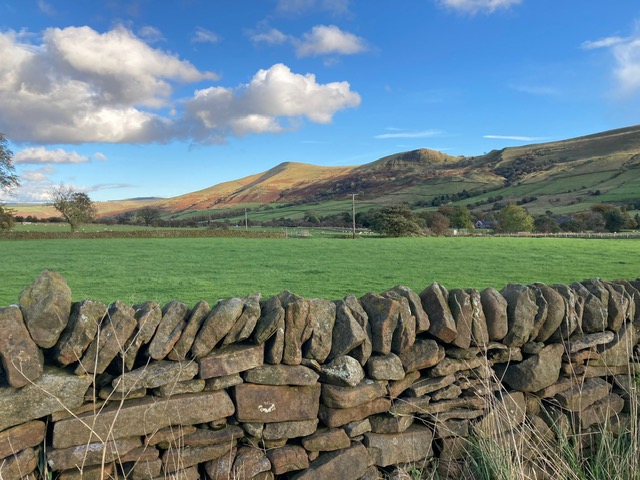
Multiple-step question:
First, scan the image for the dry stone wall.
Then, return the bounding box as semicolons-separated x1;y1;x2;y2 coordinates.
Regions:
0;270;639;479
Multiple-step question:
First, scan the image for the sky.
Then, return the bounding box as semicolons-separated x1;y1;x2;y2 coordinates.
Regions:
1;0;640;203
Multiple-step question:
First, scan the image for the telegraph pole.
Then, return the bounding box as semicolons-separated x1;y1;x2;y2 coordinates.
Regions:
351;193;357;239
244;208;248;230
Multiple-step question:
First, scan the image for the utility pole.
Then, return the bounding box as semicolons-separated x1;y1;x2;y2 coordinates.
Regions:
244;208;248;230
351;193;357;239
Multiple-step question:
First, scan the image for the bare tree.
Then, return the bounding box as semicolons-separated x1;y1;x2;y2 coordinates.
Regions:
50;186;97;232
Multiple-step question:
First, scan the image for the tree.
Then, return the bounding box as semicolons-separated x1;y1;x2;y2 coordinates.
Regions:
0;204;15;230
534;216;560;233
50;186;97;232
497;204;534;233
449;205;474;229
0;133;19;192
420;211;450;236
370;205;425;237
137;207;162;227
590;204;631;233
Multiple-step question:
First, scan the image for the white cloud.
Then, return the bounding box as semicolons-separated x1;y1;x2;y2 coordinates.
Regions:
375;130;443;139
0;26;359;146
295;25;367;57
192;27;221;44
93;152;108;161
182;63;361;143
249;28;289;45
581;36;625;50
14;147;90;164
439;0;521;14
38;0;56;16
21;166;55;182
138;26;165;43
0;26;217;143
582;29;640;97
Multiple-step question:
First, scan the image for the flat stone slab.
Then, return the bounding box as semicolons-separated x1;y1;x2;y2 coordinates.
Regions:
234;383;320;423
47;437;142;471
302;428;351;452
267;445;309;475
52;391;235;449
321;379;387;409
365;424;434;467
198;343;264;379
263;419;319;440
0;420;46;459
0;366;92;432
555;377;611;412
398;338;444;372
162;444;233;473
290;443;370;480
111;360;198;393
0;447;38;480
567;331;615;353
319;397;391;428
243;364;319;385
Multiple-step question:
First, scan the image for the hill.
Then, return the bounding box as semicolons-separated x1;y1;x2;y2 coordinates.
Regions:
13;125;640;222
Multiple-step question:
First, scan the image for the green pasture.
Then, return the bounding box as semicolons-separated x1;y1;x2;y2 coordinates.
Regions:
1;236;638;307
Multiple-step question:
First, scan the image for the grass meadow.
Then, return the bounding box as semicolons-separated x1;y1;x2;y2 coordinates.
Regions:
1;236;639;307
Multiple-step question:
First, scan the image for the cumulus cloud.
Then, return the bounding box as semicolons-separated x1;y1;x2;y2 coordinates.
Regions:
374;130;443;139
295;25;367;57
582;29;640;96
0;26;359;145
14;147;90;164
192;27;221;44
0;26;217;143
439;0;522;14
182;63;361;143
248;28;289;45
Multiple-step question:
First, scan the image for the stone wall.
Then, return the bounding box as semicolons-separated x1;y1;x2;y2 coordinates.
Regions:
0;270;639;480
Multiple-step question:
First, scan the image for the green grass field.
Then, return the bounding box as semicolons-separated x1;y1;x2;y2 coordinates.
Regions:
1;236;638;307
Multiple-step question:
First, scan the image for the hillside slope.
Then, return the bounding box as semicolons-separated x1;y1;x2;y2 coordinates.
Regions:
81;124;640;220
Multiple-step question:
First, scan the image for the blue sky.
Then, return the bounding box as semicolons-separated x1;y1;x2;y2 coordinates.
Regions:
1;0;639;202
